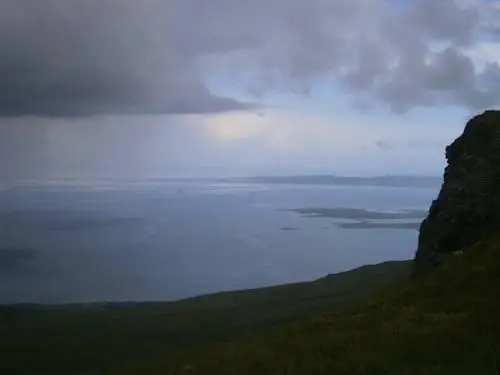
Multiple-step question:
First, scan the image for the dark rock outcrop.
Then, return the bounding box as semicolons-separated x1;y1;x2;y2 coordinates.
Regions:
413;110;500;277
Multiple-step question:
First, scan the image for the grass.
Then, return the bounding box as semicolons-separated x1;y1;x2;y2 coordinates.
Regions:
117;233;500;375
3;232;499;375
0;260;411;375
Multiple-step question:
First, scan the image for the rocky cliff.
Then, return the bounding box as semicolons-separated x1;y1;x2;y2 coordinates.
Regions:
413;110;500;277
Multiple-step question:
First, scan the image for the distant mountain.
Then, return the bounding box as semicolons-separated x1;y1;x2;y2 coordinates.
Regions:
224;175;442;188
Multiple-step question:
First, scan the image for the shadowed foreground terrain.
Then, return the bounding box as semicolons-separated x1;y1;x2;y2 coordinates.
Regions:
0;260;411;375
119;232;500;375
2;236;498;375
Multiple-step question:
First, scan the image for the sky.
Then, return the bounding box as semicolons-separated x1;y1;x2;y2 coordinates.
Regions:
1;0;500;183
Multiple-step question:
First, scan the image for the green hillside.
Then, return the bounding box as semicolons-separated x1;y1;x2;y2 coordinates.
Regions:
0;260;411;375
119;233;500;375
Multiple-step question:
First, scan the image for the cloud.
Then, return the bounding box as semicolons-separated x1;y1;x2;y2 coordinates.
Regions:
203;0;500;112
0;0;254;117
0;0;499;117
0;114;216;184
200;108;457;175
205;110;394;154
375;140;394;151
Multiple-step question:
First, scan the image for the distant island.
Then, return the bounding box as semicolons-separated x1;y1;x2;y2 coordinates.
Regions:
221;175;442;188
336;221;421;230
6;175;442;190
287;207;426;231
287;207;427;220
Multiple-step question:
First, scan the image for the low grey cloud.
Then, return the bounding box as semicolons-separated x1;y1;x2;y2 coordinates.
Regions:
375;140;394;151
0;0;499;117
0;0;255;117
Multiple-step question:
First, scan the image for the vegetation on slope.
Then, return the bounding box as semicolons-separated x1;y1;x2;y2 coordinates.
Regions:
0;260;410;375
121;233;500;375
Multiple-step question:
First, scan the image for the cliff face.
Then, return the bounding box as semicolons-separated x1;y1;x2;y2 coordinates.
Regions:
413;110;500;277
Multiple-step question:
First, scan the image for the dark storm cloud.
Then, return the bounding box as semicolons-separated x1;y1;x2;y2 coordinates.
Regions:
0;0;254;117
0;0;498;117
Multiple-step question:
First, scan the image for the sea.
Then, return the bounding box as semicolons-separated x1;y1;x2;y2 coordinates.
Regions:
0;181;438;304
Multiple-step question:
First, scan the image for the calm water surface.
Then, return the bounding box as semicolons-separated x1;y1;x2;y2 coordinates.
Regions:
0;182;437;303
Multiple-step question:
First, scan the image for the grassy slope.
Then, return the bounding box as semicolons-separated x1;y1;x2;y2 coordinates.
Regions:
121;234;500;375
0;260;411;375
